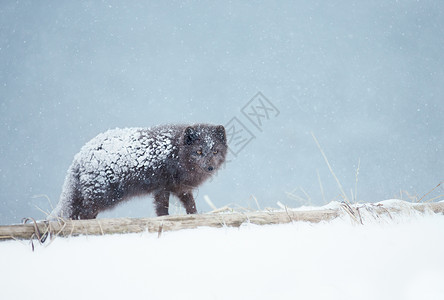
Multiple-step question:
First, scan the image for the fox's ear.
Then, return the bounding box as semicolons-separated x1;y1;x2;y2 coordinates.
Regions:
184;126;198;145
215;125;226;144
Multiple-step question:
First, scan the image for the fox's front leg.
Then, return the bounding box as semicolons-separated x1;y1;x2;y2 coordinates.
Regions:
177;191;197;214
154;190;170;216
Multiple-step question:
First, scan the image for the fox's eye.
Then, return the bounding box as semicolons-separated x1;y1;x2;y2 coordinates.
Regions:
196;149;203;155
213;150;218;154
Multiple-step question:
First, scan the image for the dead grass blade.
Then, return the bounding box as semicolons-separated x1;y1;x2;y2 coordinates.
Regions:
418;181;443;203
311;132;350;204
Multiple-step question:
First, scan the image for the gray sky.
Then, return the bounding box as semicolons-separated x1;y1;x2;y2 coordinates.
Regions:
1;0;443;224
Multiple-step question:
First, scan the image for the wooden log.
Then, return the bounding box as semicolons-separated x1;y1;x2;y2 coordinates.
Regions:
0;201;443;241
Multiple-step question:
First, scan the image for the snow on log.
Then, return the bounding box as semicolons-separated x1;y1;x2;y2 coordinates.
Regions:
0;200;443;241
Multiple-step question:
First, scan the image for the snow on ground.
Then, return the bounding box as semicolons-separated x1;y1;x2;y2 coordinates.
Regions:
1;208;444;300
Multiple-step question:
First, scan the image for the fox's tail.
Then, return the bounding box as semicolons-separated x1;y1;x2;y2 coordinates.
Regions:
47;163;80;220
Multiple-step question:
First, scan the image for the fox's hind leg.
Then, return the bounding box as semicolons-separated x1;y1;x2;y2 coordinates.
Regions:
67;197;99;220
176;191;197;214
78;202;99;219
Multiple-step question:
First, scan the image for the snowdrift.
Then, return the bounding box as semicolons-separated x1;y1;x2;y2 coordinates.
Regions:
1;200;443;300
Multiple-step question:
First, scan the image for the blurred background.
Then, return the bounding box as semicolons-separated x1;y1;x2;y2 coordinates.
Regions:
1;1;443;224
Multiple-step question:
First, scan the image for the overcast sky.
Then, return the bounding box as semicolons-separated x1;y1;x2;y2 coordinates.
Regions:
1;0;443;224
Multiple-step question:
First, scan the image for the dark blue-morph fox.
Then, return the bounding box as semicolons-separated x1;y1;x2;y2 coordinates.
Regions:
49;124;227;219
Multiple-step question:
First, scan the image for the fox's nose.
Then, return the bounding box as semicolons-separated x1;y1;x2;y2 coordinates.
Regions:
207;166;214;171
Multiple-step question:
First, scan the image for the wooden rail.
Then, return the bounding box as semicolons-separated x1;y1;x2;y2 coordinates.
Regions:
0;201;443;242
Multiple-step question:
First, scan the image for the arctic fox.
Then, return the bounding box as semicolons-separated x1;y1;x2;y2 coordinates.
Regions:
49;124;227;219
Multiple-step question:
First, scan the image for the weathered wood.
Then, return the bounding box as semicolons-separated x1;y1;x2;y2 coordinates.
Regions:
0;201;443;241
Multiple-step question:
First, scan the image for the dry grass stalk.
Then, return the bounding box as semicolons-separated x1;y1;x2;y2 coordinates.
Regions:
418;181;443;203
311;132;350;204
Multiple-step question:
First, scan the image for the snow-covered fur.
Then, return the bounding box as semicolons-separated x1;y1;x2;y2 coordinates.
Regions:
49;124;227;219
